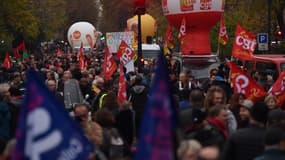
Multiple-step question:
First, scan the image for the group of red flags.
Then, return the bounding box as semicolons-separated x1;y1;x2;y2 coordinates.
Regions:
2;41;28;69
162;14;285;107
102;40;136;103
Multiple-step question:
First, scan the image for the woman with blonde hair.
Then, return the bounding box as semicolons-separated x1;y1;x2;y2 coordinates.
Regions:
264;94;278;110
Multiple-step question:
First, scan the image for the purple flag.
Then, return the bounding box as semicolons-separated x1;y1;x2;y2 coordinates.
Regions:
134;52;177;160
13;69;92;160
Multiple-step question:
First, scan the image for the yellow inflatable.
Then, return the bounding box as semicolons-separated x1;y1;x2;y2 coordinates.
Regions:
127;14;156;43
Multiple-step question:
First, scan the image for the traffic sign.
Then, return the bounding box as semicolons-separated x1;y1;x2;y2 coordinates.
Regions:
257;33;268;51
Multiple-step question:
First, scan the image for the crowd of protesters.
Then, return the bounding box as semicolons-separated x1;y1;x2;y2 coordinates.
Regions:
1;49;285;160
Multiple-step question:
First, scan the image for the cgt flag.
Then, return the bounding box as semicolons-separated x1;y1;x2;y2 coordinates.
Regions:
13;69;92;160
102;46;117;81
232;24;257;60
227;61;266;102
117;63;127;104
268;71;285;107
134;52;177;160
218;14;228;45
178;18;186;44
77;43;86;70
164;24;175;55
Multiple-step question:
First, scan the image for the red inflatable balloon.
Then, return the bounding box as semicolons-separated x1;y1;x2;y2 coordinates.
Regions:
162;0;224;55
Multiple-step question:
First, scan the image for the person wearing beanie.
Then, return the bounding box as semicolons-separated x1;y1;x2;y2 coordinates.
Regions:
221;101;269;160
254;127;285;160
238;99;253;128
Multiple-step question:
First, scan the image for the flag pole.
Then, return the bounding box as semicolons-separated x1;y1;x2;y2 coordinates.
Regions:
217;35;221;58
217;11;223;58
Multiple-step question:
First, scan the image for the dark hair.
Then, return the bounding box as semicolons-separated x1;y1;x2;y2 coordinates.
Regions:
190;89;204;108
208;104;227;118
264;127;285;145
73;103;90;112
94;108;115;127
250;101;269;124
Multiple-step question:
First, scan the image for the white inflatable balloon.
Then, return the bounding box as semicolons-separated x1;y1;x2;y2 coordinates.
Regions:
67;21;97;49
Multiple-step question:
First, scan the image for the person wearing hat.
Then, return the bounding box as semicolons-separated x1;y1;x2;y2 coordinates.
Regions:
254;127;285;160
238;99;253;128
221;101;269;160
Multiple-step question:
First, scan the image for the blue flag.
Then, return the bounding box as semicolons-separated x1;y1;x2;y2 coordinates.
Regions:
134;53;177;160
13;69;93;160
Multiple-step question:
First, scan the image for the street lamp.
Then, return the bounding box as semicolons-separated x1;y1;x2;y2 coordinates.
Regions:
134;0;145;73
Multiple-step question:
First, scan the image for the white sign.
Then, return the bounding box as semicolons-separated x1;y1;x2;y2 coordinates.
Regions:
257;33;268;51
106;32;136;53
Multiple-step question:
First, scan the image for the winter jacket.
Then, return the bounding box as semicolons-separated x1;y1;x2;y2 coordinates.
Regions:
254;148;285;160
221;124;265;160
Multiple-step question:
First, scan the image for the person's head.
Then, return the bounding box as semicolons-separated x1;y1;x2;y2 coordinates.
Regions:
94;108;115;127
189;89;204;108
239;99;253;121
13;72;21;82
180;108;207;131
209;68;218;77
264;127;285;150
250;101;269;125
209;104;228;125
267;108;285;129
229;93;245;108
198;146;220;160
0;83;10;101
79;77;89;88
177;140;202;160
63;70;72;81
179;72;187;82
73;103;89;126
264;94;278;110
46;70;55;80
47;79;57;91
93;76;104;90
204;86;226;112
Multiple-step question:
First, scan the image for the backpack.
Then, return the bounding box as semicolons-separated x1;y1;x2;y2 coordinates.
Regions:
102;127;124;159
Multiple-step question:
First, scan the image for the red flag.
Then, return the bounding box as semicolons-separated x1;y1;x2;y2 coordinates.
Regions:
164;24;174;49
218;14;228;45
232;24;257;60
227;61;266;102
116;40;136;65
13;41;27;58
117;63;127;104
77;43;85;70
178;18;186;44
268;71;285;107
102;47;117;81
3;52;11;69
57;48;63;57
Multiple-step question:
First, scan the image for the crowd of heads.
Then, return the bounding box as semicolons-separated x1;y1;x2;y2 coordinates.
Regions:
1;51;285;159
